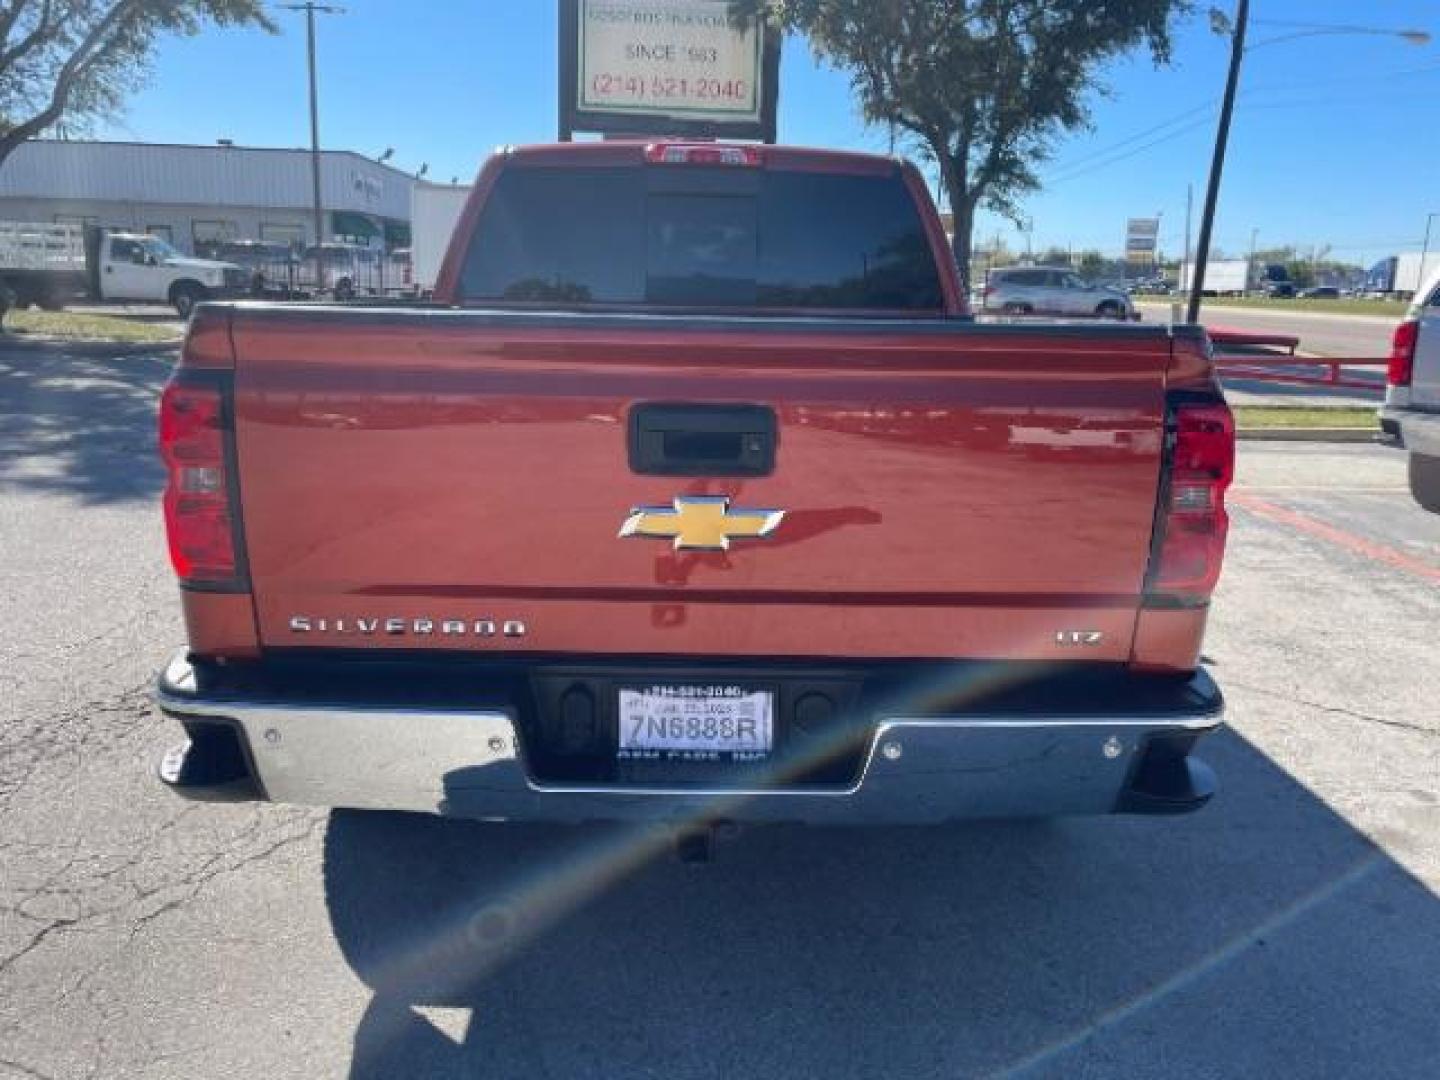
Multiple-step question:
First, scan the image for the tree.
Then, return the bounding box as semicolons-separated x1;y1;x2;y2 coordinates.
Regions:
1077;250;1107;279
1249;245;1359;290
0;1;274;172
736;1;1189;288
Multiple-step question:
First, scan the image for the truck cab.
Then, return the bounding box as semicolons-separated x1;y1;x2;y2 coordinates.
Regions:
91;231;248;317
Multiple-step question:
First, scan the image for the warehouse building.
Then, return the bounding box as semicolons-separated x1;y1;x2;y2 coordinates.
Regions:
0;139;415;255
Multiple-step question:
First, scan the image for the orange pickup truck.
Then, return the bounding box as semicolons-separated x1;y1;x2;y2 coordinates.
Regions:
154;141;1233;832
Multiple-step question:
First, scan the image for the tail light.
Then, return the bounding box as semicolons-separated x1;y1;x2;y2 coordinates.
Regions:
1388;319;1417;387
1148;402;1235;601
644;142;761;167
159;376;244;586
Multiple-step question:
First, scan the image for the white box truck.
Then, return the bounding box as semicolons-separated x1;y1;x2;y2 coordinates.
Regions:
1395;252;1440;298
410;181;471;297
1180;259;1249;296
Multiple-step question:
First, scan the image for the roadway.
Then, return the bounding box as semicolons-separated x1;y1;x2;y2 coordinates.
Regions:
1137;300;1398;358
2;341;1437;1079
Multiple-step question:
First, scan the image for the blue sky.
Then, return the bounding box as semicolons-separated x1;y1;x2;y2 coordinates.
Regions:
97;0;1439;267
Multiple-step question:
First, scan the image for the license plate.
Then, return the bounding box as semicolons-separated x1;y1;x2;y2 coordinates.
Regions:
617;686;774;763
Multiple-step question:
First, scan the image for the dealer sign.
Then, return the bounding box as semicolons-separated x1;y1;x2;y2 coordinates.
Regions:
559;0;780;141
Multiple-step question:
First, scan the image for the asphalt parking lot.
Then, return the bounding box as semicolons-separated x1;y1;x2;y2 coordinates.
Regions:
1;341;1437;1079
1135;301;1397;359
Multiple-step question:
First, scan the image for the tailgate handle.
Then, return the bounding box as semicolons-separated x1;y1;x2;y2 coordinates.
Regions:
629;403;777;477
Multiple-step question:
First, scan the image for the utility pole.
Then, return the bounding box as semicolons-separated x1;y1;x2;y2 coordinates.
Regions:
1181;11;1425;311
1189;0;1249;323
1182;184;1193;296
1248;227;1259;294
282;3;345;290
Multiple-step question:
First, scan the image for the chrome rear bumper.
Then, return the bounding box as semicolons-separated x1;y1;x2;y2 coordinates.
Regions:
1381;406;1440;456
154;652;1224;823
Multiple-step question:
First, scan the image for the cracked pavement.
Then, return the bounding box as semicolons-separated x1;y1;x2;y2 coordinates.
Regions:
1;346;1437;1078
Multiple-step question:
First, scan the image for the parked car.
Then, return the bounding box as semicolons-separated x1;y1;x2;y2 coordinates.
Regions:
1264;281;1296;299
983;266;1135;319
1299;286;1340;300
91;232;249;316
297;243;369;300
1380;263;1440;512
296;242;409;299
1131;278;1174;296
153;141;1233;839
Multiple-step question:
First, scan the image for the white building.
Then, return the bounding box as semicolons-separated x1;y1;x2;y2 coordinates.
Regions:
0;139;416;254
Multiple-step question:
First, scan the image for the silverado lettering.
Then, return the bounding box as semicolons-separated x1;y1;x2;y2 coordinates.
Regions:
154;140;1233;830
287;616;528;637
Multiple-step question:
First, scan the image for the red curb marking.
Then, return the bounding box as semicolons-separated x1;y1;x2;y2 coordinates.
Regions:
1231;492;1440;586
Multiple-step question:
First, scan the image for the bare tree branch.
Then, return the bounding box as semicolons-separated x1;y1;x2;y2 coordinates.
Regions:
0;0;273;170
0;0;55;72
0;1;35;49
0;0;140;147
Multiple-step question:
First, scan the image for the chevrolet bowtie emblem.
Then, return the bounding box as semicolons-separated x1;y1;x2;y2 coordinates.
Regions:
620;496;785;552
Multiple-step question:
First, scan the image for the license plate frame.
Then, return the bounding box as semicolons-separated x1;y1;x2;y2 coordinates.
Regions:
616;684;775;764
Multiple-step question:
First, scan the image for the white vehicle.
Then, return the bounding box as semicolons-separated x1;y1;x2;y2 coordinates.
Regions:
0;223;246;316
1381;262;1440;512
410;181;471;296
982;266;1134;319
92;232;248;317
1394;252;1440;298
0;221;89;309
294;243;409;300
1179;259;1249;296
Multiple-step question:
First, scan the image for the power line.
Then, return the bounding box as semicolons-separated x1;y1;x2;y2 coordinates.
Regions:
1040;59;1440;187
1241;57;1440;93
1043;101;1215;174
848;59;1440;196
1045;114;1215;185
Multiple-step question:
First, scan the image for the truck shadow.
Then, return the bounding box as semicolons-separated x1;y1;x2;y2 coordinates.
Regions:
0;341;174;504
323;729;1440;1078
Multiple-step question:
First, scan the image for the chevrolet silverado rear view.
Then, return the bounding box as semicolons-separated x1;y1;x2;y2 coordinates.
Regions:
154;141;1233;826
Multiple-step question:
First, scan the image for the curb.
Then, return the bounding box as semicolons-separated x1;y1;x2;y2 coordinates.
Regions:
1237;427;1379;443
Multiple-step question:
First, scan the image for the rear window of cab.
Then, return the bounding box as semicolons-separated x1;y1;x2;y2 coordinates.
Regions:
457;165;946;313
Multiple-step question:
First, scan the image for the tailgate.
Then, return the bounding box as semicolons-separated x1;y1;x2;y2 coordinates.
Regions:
231;310;1171;661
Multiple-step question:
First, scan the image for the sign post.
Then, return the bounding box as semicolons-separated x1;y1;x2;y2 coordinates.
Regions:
559;0;780;142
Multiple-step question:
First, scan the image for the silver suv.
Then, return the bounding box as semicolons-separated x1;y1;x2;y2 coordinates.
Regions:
983;266;1134;319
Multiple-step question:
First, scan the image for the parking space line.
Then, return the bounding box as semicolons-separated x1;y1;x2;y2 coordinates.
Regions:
1237;486;1407;493
1231;493;1440;585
